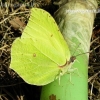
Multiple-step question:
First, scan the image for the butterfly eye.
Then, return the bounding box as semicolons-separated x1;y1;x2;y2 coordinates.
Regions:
70;56;76;63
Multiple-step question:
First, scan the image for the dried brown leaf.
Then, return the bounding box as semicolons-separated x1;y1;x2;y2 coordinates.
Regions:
9;17;26;30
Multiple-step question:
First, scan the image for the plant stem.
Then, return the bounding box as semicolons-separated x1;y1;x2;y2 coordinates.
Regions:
41;0;98;100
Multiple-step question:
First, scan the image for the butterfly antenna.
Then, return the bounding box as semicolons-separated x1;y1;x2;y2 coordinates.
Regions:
69;51;90;64
75;47;97;57
71;43;81;56
75;51;90;57
69;43;81;63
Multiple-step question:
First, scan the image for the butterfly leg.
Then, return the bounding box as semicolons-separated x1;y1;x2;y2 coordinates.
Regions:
68;72;73;85
68;67;80;76
55;70;62;85
67;67;80;84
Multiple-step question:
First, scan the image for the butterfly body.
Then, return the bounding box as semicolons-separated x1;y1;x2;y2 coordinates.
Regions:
10;8;73;85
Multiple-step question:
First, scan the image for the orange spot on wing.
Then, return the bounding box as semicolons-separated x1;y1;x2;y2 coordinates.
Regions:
51;34;53;37
33;53;36;57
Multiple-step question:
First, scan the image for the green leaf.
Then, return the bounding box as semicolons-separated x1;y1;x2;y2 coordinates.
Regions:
10;8;71;85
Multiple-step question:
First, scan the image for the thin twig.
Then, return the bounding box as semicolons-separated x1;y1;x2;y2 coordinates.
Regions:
0;6;29;24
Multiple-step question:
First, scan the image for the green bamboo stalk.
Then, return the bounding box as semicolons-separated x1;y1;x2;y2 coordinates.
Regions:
40;0;98;100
